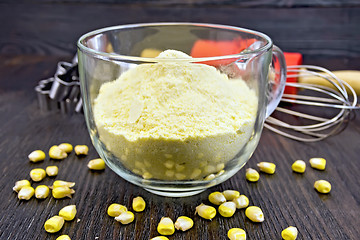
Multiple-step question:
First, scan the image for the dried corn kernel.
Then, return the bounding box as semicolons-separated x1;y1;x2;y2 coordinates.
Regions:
157;217;175;235
52;180;75;188
35;185;50;199
132;196;146;212
208;191;226;205
195;203;216;220
115;211;135;224
257;162;276;174
49;145;67;159
30;168;46;182
292;160;306;173
18;186;35;200
218;202;236;217
314;180;331;194
87;158;106;170
58;143;73;153
46;166;58;177
281;226;298;240
107;204;127;217
44;215;65;233
245;206;264;222
309;158;326;170
52;186;75;199
246;168;259;182
174;216;194;231
13;180;31;192
223;190;240;201
150;236;169;240
74;145;89;155
59;205;77;221
228;228;246;240
232;195;249;209
28;150;46;162
56;235;71;240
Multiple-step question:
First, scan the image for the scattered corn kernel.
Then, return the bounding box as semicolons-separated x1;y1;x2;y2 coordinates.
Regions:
208;191;226;205
245;206;264;222
309;158;326;170
150;236;169;240
223;190;240;201
232;195;249;209
257;162;276;174
49;145;67;159
107;203;127;217
132;196;146;212
52;180;75;188
52;186;75;199
228;228;246;240
157;217;175;235
74;145;89;155
28;150;46;162
44;215;65;233
13;180;31;192
292;160;306;173
46;166;58;177
281;226;298;240
56;235;71;240
18;186;35;200
114;211;135;224
195;203;216;220
314;180;331;194
87;158;106;170
218;201;236;217
246;168;260;182
30;168;46;182
58;143;73;153
35;185;50;199
174;216;194;231
59;205;77;221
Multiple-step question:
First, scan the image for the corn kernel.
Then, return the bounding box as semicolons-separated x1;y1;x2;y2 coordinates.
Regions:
59;205;77;221
56;235;71;240
44;215;65;233
281;226;298;240
74;145;89;155
49;145;67;159
58;143;73;153
28;150;46;162
245;206;264;222
223;190;240;201
228;228;246;240
107;203;128;217
150;237;169;240
46;166;58;177
292;160;306;173
18;186;35;200
218;202;236;217
35;185;50;199
174;216;194;231
314;180;331;194
257;162;276;174
52;186;75;199
204;174;216;181
87;158;106;170
157;217;175;235
132;196;146;212
232;195;249;209
13;180;31;192
30;168;46;182
246;168;259;182
52;180;75;188
208;191;226;205
195;203;216;220
114;211;135;224
309;158;326;170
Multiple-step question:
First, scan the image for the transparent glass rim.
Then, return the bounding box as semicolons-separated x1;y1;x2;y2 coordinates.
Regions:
77;22;273;62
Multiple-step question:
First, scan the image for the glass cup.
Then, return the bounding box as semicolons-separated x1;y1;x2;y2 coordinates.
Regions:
77;23;286;197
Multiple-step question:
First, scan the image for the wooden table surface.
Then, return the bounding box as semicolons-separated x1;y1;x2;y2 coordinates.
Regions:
1;2;359;240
